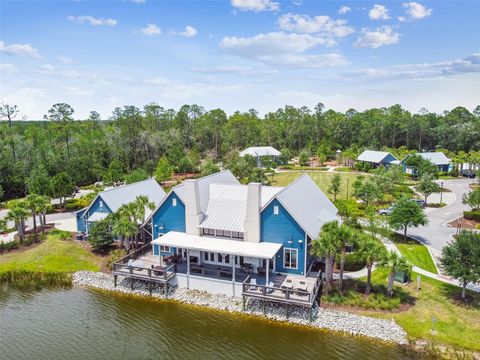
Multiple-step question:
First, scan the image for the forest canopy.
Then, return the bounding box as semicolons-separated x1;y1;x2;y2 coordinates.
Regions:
1;102;479;201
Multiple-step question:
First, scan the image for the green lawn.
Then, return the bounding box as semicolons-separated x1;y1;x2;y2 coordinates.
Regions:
272;171;362;200
396;241;438;274
0;230;102;273
369;270;480;350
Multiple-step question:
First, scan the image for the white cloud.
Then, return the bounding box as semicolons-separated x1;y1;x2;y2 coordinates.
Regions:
179;26;197;38
398;16;406;22
354;26;400;48
292;0;302;6
220;32;333;59
0;63;17;74
68;15;117;26
261;53;348;67
0;41;42;59
368;4;391;20
57;55;73;64
40;64;54;72
338;6;351;15
402;2;432;19
130;0;146;3
140;23;161;36
231;0;279;12
278;13;354;38
339;53;480;81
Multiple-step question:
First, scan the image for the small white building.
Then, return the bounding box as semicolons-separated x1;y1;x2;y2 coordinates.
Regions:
239;146;281;167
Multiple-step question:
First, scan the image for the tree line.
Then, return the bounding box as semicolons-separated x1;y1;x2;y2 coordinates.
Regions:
1;102;479;201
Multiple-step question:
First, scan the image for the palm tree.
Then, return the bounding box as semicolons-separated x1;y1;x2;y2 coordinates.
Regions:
336;223;358;291
133;195;155;246
311;221;341;292
378;250;411;297
37;195;51;233
357;236;387;295
6;201;29;243
112;215;137;251
25;194;42;241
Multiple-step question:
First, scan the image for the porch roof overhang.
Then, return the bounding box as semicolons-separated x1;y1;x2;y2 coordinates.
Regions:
152;231;282;259
86;212;109;222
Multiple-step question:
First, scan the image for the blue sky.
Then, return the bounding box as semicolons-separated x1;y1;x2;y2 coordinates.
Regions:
1;0;479;119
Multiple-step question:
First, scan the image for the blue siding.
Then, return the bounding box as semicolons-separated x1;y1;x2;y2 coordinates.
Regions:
151;192;185;255
83;195;112;232
382;153;397;165
261;199;306;275
76;209;87;232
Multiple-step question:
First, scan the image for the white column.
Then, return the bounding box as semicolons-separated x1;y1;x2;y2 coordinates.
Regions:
232;255;236;296
266;258;270;286
186;249;190;289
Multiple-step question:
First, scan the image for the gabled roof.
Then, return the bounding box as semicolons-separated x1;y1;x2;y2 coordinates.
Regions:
272;174;338;239
143;170;239;225
239;146;281;157
92;178;166;214
417;152;451;165
199;183;282;232
173;170;239;213
358;150;397;164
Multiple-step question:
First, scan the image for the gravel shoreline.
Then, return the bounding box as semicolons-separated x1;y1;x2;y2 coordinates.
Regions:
72;271;407;345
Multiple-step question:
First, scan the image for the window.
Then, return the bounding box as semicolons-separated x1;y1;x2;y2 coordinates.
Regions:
210;252;214;261
284;248;298;269
160;245;170;252
225;255;230;264
273;205;279;215
204;252;208;261
218;254;223;263
99;200;104;208
224;231;231;238
232;232;244;239
172;198;177;207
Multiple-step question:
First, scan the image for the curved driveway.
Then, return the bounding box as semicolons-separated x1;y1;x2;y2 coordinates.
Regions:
407;178;474;252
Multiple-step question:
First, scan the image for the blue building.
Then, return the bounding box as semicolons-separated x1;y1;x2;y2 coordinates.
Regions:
402;152;452;174
76;178;166;235
357;150;399;168
145;170;338;283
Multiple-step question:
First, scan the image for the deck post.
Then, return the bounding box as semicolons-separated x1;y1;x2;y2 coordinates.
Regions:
266;258;270;286
232;255;236;297
286;304;289;319
130;277;133;290
164;283;168;298
263;300;266;315
309;307;312;322
186;249;190;289
242;296;245;312
148;281;152;295
114;275;117;287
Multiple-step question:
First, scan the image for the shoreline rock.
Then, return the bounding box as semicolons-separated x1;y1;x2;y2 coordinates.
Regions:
72;270;407;345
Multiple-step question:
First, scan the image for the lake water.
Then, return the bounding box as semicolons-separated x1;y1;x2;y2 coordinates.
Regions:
0;287;415;360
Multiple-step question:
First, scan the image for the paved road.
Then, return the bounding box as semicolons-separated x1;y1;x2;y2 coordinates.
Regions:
407;178;475;252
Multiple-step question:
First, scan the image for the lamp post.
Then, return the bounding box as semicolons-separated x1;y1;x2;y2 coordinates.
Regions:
440;181;444;205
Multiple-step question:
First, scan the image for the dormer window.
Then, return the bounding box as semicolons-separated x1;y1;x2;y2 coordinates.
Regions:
273;205;279;215
172;198;177;207
99;200;103;209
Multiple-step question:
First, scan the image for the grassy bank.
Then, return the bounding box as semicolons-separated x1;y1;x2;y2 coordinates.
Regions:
327;269;480;351
0;229;105;287
272;172;361;200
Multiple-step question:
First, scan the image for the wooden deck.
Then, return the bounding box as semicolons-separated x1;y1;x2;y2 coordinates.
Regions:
242;271;323;310
112;245;176;295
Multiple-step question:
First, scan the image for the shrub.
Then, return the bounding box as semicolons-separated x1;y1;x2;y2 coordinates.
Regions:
464;210;480;221
0;241;18;253
0;270;72;289
89;219;113;252
335;251;366;272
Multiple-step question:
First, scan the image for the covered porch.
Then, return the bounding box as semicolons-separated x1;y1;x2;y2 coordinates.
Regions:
152;231;282;295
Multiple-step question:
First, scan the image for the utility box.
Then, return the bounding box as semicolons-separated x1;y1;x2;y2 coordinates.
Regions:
394;270;411;284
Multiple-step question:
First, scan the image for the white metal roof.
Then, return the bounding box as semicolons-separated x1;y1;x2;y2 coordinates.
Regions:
357;150;397;163
199;183;282;232
153;231;282;259
98;178;166;213
173;170;239;213
417;152;451;165
274;175;338;239
86;212;109;222
239;146;281;158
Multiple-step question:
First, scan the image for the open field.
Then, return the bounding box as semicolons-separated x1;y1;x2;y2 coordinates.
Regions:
272;171;362;200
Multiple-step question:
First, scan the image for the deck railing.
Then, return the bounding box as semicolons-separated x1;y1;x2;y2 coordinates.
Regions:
242;274;316;305
113;244;152;266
